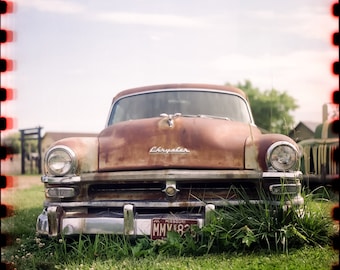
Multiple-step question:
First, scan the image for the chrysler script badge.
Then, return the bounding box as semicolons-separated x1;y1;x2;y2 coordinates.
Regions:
149;146;190;154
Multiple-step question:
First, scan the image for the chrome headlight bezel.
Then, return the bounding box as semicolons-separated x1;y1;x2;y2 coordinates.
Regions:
266;141;300;172
44;145;77;176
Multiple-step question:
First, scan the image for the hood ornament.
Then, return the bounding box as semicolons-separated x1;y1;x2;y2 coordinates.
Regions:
160;113;181;128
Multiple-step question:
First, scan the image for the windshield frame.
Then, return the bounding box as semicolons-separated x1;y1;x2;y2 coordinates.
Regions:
105;88;255;127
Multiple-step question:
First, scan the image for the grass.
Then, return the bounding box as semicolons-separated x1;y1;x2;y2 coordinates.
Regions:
1;180;339;270
50;247;337;270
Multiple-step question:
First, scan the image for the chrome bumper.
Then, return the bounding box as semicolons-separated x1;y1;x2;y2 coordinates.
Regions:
37;171;304;237
36;195;304;237
36;203;215;237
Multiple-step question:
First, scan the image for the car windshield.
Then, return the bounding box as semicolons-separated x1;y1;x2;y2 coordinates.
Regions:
107;90;253;126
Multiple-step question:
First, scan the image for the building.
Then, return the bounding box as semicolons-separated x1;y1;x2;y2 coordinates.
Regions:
288;121;320;142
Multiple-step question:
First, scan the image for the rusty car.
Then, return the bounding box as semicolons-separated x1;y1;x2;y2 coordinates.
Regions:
298;120;338;189
36;83;304;238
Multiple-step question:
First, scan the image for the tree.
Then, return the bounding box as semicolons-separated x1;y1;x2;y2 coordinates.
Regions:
1;132;21;154
1;131;38;155
227;80;298;134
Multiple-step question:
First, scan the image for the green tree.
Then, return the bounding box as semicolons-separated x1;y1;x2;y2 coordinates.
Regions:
1;132;38;155
1;132;21;154
228;80;298;134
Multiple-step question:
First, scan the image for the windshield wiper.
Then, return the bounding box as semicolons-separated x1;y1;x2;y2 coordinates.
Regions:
175;113;231;121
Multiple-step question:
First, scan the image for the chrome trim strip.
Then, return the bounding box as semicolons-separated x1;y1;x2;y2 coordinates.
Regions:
44;197;304;209
82;170;263;181
262;171;303;179
45;187;76;198
269;183;301;195
42;170;263;184
42;170;302;185
42;175;81;184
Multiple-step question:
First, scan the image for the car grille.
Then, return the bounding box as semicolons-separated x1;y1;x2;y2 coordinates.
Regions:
88;181;259;202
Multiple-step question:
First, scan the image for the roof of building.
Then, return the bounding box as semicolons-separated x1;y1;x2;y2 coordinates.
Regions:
298;121;320;133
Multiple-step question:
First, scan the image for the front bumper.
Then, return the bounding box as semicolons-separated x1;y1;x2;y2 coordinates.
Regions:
36;203;214;237
37;170;304;237
36;196;304;237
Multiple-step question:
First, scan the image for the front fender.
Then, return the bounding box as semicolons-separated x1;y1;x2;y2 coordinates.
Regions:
245;134;300;171
50;137;99;174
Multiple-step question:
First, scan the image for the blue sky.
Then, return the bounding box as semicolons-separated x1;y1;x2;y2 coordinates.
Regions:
1;0;338;134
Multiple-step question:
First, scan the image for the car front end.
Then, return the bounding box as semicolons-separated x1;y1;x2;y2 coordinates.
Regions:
36;84;304;238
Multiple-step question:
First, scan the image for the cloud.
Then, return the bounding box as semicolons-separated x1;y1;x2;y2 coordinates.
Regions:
92;11;208;28
283;8;337;40
208;48;338;123
16;0;209;28
16;0;85;14
208;49;337;104
249;6;337;40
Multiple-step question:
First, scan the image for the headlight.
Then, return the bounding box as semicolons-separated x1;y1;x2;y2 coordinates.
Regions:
45;146;77;176
266;141;299;172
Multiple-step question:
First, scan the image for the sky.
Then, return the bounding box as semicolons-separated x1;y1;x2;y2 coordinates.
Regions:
1;0;338;134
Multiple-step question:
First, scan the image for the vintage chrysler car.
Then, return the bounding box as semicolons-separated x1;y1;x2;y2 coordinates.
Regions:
36;83;304;238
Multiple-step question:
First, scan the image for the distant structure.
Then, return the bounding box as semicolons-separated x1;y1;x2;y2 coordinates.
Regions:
294;104;339;188
289;121;320;143
19;127;43;174
5;130;98;175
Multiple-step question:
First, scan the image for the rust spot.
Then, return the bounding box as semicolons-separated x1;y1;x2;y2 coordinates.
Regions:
98;117;255;171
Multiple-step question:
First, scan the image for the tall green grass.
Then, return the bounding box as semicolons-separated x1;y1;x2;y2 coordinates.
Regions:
1;185;338;269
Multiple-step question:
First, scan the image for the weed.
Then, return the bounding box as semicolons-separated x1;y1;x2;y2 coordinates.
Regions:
1;185;337;269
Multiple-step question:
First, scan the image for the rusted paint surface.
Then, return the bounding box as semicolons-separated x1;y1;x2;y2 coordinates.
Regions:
245;132;301;171
51;137;99;174
98;116;262;171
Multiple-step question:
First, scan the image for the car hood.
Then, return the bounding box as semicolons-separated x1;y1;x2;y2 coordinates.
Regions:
98;116;262;171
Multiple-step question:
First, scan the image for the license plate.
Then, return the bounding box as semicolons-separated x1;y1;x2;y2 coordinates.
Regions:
151;218;198;239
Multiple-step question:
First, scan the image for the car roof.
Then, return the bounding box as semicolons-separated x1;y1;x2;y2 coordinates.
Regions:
111;83;247;103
